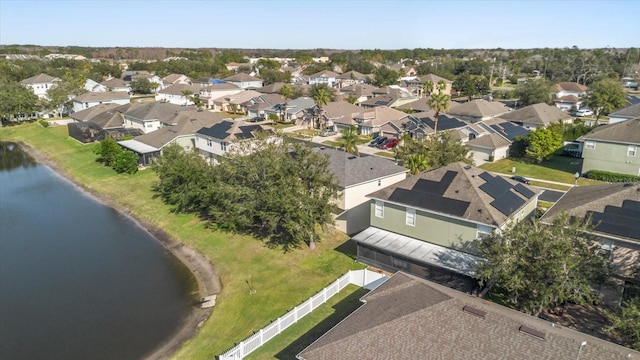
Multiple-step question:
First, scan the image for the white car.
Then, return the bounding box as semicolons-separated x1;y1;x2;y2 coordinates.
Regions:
575;109;593;117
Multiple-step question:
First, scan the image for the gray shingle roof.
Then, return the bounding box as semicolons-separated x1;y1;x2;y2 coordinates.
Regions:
20;73;58;84
609;103;640;118
223;72;262;82
158;84;201;95
448;99;510;118
134;110;228;148
498;103;572;126
297;272;639;360
315;147;407;188
468;133;511;149
578;119;640;144
124;102;195;122
73;91;129;102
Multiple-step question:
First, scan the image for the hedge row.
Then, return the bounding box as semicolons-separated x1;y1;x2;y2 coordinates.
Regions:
586;170;640;183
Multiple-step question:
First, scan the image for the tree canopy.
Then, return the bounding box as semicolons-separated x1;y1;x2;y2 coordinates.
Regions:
452;73;490;100
153;137;339;251
476;215;609;316
516;78;553;106
395;131;472;173
0;80;40;122
583;78;627;120
525;127;563;163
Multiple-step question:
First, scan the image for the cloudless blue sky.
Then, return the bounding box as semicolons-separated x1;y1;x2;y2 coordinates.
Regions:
1;0;638;49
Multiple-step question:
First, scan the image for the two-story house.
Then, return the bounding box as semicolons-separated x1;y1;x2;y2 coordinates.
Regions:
155;84;203;106
578;119;640;177
335;71;369;88
447;99;511;123
222;73;263;90
20;73;60;99
554;82;588;111
308;70;340;88
353;162;539;287
122;102;195;134
540;183;640;303
101;77;131;93
195;120;274;164
71;91;130;113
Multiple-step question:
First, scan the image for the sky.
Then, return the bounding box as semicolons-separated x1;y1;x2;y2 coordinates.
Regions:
0;0;638;50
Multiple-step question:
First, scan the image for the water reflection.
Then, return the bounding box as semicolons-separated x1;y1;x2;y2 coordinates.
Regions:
0;141;37;171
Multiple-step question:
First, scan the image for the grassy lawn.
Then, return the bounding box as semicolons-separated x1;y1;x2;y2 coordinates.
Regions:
0;123;363;359
246;286;367;359
375;151;395;158
480;157;593;186
270;123;296;129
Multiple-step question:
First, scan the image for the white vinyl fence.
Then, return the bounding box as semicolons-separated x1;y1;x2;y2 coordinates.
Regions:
218;269;388;360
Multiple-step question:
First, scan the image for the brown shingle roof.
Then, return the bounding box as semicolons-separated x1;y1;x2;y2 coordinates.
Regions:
20;73;58;84
298;272;639;360
578;119;640;144
556;82;589;92
468;133;511;149
134;110;227;148
73;91;129;102
367;162;538;226
223;72;262;82
448;99;510;118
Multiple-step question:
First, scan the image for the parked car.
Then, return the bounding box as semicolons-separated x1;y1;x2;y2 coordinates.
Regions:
320;128;337;137
510;175;530;184
379;138;399;149
250;116;263;122
575;109;593;117
369;136;387;147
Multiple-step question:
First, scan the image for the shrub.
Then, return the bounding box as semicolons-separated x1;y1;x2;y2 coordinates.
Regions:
112;150;139;174
38;119;50;128
586;170;640;183
94;137;122;166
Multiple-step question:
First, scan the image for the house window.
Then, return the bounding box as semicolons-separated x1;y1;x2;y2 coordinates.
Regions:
585;141;596;150
374;200;384;218
206;139;212;147
405;207;416;226
378;179;382;186
221;142;228;151
477;224;493;239
145;123;153;128
628;145;637;157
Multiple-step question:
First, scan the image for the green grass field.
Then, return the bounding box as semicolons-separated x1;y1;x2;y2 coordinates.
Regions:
480;157;593;186
0;123;363;359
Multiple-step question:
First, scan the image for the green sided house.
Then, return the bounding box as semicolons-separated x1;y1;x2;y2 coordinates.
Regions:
353;162;539;291
578;119;640;177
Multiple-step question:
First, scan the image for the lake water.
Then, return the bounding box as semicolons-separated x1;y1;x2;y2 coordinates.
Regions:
0;142;196;359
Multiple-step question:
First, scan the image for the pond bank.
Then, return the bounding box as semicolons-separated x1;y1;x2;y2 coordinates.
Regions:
17;141;222;360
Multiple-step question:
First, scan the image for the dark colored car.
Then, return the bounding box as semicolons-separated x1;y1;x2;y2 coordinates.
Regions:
250;116;263;122
369;136;387;147
510;175;530;184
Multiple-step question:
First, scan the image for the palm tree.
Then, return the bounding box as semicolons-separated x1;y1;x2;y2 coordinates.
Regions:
181;90;193;106
405;153;429;175
422;80;434;98
436;79;448;92
312;88;331;129
339;125;359;156
279;84;294;101
344;95;358;105
427;91;450;134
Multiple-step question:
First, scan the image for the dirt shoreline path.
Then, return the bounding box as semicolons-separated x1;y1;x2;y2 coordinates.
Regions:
18;141;222;360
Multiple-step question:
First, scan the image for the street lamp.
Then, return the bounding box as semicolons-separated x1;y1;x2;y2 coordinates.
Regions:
576;341;587;360
574;172;580;186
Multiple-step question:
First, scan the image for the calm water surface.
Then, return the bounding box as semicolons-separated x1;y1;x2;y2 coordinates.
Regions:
0;142;196;359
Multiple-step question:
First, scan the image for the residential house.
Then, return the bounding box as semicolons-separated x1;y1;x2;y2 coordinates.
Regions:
155;84;203;106
71;91;130;113
198;83;242;110
412;110;469;135
448;99;511;123
477;117;531;142
212;90;263;113
255;82;285;94
119;110;228;165
498;103;573;130
578;119;640;176
540;183;640;302
101;78;131;93
308;70;340;88
335;70;369;88
608;103;640;125
297;272;639;360
312;101;362;129
263;96;314;123
195;120;274;164
84;79;107;92
244;93;285;119
355;162;539;288
317;147;408;234
67;103;140;143
388;63;416;77
554;82;588;111
122;102;196;134
349;106;416;137
192;78;227;87
468;133;512;165
338;83;378;104
20;73;60;99
161;74;191;89
404;73;453;96
223;73;263;89
361;85;418;109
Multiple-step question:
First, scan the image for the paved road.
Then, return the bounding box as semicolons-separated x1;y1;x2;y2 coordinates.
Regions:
538;189;565;203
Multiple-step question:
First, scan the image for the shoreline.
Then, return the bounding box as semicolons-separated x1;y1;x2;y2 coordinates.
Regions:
16;141;222;360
